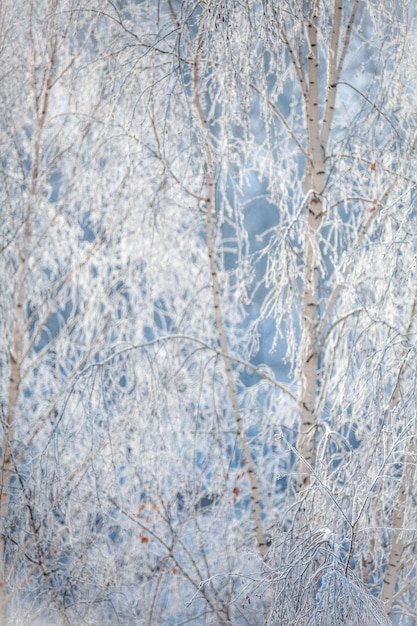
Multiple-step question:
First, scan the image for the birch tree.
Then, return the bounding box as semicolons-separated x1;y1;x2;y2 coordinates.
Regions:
161;1;417;622
0;2;118;622
2;0;417;624
0;1;179;622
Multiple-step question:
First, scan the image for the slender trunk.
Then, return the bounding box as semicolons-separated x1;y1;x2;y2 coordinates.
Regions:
297;0;352;489
380;447;414;610
0;29;49;610
0;273;24;620
297;8;325;488
380;289;417;610
193;42;266;557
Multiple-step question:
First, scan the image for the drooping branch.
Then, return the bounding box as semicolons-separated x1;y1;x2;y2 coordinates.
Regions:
75;334;297;401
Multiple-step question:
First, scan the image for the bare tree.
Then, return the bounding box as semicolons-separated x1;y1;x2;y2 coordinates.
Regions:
0;1;168;622
2;0;417;624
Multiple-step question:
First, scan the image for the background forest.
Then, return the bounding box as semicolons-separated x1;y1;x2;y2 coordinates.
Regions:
1;0;417;624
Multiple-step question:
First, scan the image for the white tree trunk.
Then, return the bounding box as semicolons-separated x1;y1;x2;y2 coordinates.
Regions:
380;290;417;610
298;6;325;488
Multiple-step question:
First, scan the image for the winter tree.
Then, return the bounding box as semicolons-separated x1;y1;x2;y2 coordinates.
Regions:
1;0;417;624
